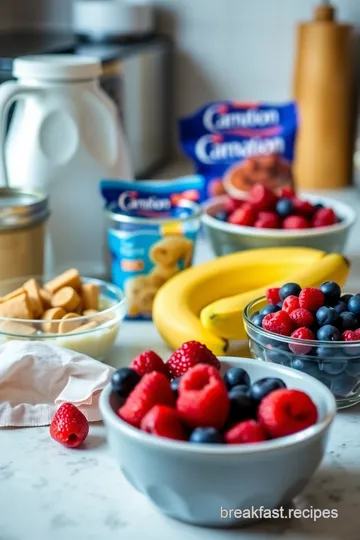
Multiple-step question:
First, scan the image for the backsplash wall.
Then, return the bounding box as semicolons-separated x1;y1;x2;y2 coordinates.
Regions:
2;0;360;117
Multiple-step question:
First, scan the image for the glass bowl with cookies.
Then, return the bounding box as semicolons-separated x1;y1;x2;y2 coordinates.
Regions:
0;269;127;360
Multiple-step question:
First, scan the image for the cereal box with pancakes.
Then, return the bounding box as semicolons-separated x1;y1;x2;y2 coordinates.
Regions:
179;102;298;200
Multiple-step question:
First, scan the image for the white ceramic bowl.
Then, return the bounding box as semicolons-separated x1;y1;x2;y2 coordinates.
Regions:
202;194;356;256
100;357;336;527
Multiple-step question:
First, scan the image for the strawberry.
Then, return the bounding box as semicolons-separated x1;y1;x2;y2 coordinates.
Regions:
130;350;169;378
258;389;318;438
140;405;188;441
166;340;220;378
254;211;280;229
225;419;268;444
177;364;229;429
118;372;175;427
312;208;338;228
50;402;89;448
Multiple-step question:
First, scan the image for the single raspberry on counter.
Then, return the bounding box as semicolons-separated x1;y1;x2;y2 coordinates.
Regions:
290;308;314;328
140;405;188;441
130;350;169;378
266;287;281;305
177;364;229;429
166;340;220;378
262;310;293;336
118;372;175;428
258;389;318;438
228;203;256;227
282;295;300;314
289;327;315;355
224;196;243;214
312;208;338;228
292;199;315;218
254;211;280;229
299;287;325;313
282;215;310;230
249;184;278;211
224;419;268;444
280;187;296;199
50;402;89;448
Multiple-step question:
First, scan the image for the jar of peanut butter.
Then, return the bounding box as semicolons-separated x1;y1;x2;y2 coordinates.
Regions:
0;188;49;281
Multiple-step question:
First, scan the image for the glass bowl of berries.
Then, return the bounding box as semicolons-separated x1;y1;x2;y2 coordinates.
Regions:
202;185;356;257
244;281;360;409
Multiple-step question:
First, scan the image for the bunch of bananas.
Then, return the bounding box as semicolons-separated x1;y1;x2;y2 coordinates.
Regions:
153;247;350;355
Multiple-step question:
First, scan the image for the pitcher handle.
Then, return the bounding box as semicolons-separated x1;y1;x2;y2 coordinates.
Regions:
0;80;41;187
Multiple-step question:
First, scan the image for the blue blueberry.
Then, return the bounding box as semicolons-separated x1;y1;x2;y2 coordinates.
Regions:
339;311;358;331
215;210;229;222
314;203;324;211
321;360;347;375
316;306;339;327
223;367;250;390
348;295;360;316
341;294;353;305
279;283;301;301
276;198;293;218
228;387;257;420
249;377;286;403
343;342;360;357
317;324;341;342
260;304;281;316
331;374;358;397
266;346;290;366
316;345;337;359
250;341;264;359
252;314;265;327
345;359;360;377
111;367;141;398
171;377;181;398
190;427;224;444
320;281;341;306
333;301;347;315
229;384;250;395
291;357;322;378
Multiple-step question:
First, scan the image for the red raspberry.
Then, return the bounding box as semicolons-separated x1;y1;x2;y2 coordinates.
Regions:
224;419;267;444
354;329;360;340
249;184;277;211
312;208;338;228
299;287;324;313
266;287;281;305
254;211;280;229
224;197;243;214
140;405;187;441
280;187;296;199
50;403;89;448
282;215;310;230
130;350;169;378
166;340;220;378
228;203;256;226
177;364;229;429
262;310;293;336
258;389;318;438
282;295;300;314
289;327;315;354
342;330;357;341
293;199;315;218
289;308;314;328
118;372;175;427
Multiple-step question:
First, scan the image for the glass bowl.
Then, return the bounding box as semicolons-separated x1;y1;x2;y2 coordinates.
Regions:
243;296;360;409
0;276;127;360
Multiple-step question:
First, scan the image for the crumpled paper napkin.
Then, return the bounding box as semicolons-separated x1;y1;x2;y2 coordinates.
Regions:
0;340;115;427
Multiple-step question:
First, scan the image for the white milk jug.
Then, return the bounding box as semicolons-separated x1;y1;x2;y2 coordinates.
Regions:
0;55;133;277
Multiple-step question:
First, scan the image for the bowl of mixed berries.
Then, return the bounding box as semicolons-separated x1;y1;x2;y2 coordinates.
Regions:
202;184;355;256
244;281;360;408
100;341;335;527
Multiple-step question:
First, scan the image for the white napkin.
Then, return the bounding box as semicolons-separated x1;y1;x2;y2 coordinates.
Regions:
0;340;115;427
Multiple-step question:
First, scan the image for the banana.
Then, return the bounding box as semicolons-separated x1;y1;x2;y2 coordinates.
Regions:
201;253;350;341
152;247;327;354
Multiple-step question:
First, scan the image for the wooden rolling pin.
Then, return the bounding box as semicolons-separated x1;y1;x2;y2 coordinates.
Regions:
293;1;354;189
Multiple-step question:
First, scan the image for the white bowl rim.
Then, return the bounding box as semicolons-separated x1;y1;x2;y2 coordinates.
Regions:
201;194;356;238
100;357;336;455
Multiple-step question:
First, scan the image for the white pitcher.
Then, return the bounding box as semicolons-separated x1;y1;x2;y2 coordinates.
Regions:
0;55;133;277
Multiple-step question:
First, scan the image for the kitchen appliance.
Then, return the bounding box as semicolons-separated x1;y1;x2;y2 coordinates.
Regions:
293;0;354;189
0;32;173;179
0;55;132;278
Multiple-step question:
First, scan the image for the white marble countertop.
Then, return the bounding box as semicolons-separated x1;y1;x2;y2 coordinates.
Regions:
2;165;360;540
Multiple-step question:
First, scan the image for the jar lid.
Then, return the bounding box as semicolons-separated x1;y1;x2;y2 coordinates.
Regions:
0;188;49;230
13;55;102;81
